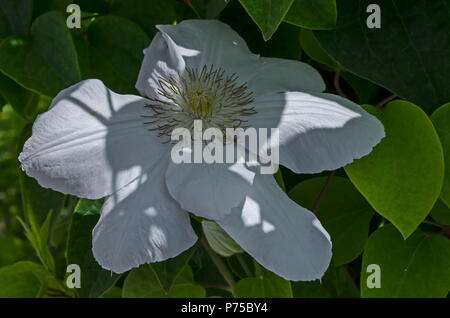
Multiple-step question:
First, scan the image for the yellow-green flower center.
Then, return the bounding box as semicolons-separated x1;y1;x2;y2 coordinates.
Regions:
143;65;256;141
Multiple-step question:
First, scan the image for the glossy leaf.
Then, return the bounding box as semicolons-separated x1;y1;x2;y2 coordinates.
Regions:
292;263;358;298
151;245;199;293
0;261;61;298
322;266;359;298
73;198;103;216
100;286;123;298
0;72;39;120
292;280;332;298
78;15;150;94
66;198;119;298
0;236;29;266
285;0;337;30
361;225;450;297
0;11;81;97
123;265;205;298
239;0;294;40
315;0;450;113
235;266;292;297
431;103;450;207
300;29;338;69
289;176;375;266
345;101;444;238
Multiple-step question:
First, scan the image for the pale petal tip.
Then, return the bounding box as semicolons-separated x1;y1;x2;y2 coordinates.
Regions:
92;234;198;274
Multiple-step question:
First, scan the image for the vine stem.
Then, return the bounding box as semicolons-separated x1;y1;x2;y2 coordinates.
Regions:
183;0;201;18
312;170;336;213
201;237;236;292
236;253;253;277
253;260;263;278
375;94;396;109
422;220;450;237
422;219;446;229
333;69;349;99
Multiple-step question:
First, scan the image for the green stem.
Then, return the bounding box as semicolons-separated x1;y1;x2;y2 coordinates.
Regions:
201;237;236;292
254;260;263;278
375;94;396;109
236;253;253;277
422;219;446;229
312;170;336;213
333;69;349;99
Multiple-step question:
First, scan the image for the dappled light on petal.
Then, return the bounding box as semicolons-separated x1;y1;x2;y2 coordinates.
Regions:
247;92;385;174
219;174;332;281
19;79;170;199
93;162;197;274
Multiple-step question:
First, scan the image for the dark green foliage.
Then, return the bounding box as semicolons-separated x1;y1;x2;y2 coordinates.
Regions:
0;0;448;299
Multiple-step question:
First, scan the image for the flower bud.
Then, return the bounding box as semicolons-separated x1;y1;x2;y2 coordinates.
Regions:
202;220;243;257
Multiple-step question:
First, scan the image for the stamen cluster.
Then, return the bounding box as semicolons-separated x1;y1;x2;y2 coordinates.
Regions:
143;65;255;141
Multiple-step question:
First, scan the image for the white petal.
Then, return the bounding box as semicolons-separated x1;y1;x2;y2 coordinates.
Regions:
156;19;259;77
245;57;326;95
135;32;187;99
154;20;325;95
248;92;385;173
218;174;332;281
165;147;255;220
19;79;169;199
92;160;197;274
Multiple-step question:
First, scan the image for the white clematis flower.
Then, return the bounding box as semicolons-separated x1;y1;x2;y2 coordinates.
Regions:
19;20;384;281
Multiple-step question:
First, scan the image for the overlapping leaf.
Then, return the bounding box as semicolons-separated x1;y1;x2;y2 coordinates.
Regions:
315;0;450;112
345;101;444;238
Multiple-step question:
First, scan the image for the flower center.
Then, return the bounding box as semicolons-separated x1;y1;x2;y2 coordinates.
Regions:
143;65;255;141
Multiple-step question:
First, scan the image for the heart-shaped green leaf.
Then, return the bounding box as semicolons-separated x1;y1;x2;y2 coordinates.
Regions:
123;265;205;298
239;0;294;41
66;198;120;298
315;0;450;113
75;15;149;94
0;11;81;97
0;72;39;120
0;261;61;297
431;103;450;207
289;176;374;266
361;225;450;297
300;29;338;69
151;245;198;293
235;266;292;297
285;0;337;30
345;101;444;238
